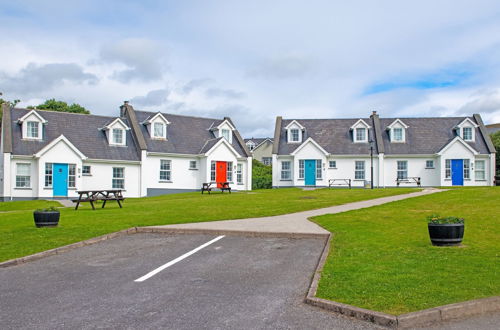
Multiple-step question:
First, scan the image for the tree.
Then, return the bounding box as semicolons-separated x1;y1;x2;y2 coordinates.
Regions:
27;99;90;114
252;159;272;189
490;131;500;177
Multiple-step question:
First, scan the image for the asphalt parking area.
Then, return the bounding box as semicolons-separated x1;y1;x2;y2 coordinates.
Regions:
0;233;380;330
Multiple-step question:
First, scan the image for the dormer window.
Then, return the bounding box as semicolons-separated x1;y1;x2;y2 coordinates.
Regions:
246;141;255;151
355;128;366;142
284;120;305;143
350;119;371;143
153;122;166;139
387;119;408;143
221;129;231;141
393;128;403;141
456;118;478;142
462;127;472;141
27;121;40;139
112;128;124;145
290;129;300;142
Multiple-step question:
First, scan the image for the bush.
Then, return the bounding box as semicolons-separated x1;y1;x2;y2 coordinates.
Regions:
252;159;272;189
427;214;464;224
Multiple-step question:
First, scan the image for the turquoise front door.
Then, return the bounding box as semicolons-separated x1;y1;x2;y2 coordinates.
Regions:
53;163;68;197
305;160;316;186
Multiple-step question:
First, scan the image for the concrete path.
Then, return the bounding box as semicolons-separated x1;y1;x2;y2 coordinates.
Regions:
147;188;444;237
52;199;76;208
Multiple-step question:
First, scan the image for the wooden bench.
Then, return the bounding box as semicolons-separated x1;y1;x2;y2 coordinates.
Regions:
219;182;231;193
396;177;421;187
72;190;124;210
201;182;212;194
328;179;351;189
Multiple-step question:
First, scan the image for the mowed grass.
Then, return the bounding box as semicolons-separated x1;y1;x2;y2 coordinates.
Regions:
0;200;60;212
312;187;500;315
0;187;417;262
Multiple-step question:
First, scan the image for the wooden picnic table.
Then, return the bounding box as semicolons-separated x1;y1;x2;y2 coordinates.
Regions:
72;189;124;210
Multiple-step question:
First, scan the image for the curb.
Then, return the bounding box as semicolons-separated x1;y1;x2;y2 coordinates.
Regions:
0;227;138;268
304;234;500;328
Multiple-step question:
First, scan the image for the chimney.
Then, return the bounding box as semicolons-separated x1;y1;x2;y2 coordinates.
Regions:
372;110;377;116
120;101;129;117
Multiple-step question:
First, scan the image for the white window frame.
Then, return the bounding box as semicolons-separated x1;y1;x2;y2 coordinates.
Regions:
221;129;231;142
112;128;124;145
210;161;216;182
354;127;367;143
425;160;434;169
462;127;473;141
329;160;337;169
227;161;233;182
463;159;470;180
281;161;292;180
475;160;486;180
68;164;76;188
236;163;243;184
16;163;31;188
290;129;300;142
112;167;125;189
82;165;91;176
153;122;166;139
298;160;305;179
262;157;272;166
397;161;408;180
445;159;451;179
316;160;322;179
160;160;172;181
189;160;197;170
354;161;365;180
393;128;403;142
26;121;40;139
44;163;53;187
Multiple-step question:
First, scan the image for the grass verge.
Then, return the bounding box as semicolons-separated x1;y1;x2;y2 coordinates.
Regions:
312;187;500;315
0;187;417;262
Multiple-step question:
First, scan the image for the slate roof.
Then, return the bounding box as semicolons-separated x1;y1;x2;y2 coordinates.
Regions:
277;118;376;155
134;110;248;156
9;108;141;161
379;117;490;155
486;123;500;134
276;116;491;156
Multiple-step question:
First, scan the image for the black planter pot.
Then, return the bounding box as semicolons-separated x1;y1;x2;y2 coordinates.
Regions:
428;223;464;246
33;211;60;228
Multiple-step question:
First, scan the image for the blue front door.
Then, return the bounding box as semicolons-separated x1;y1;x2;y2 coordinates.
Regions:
53;163;68;197
305;160;316;186
451;159;464;186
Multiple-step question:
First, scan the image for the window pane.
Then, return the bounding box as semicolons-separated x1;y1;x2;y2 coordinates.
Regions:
190;161;197;169
222;129;230;141
463;127;472;140
355;161;365;180
329;161;336;168
290;129;299;142
112;129;123;144
211;162;216;181
316;160;322;179
17;163;30;175
393;128;403;141
27;122;39;138
154;123;164;137
299;160;304;179
397;161;408;180
281;161;291;180
426;160;434;168
237;163;243;184
227;162;233;181
82;165;91;174
356;128;366;141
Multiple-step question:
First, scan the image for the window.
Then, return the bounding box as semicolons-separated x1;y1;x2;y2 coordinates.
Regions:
262;157;272;166
153;122;165;138
290;129;300;142
329;160;337;169
227;161;233;182
112;128;123;145
160;160;171;181
68;164;76;188
355;128;366;142
221;129;230;141
237;163;243;184
426;160;434;169
44;163;53;187
475;160;485;180
393;128;403;141
281;161;291;180
247;142;255;151
82;165;91;175
445;159;451;179
397;161;408;180
112;167;125;189
354;161;365;180
27;121;39;138
16;163;31;188
463;159;470;180
211;161;216;181
462;127;473;141
299;160;305;179
189;160;197;170
316;160;322;179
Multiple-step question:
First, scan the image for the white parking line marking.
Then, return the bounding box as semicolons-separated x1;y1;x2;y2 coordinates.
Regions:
134;235;225;282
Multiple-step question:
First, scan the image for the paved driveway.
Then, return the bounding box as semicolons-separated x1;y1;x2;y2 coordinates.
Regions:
0;233;380;330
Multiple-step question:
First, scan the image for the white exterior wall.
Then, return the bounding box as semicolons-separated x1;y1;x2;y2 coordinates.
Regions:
205;142;251;191
10;158;37;198
81;161;141;197
292;142;328;187
383;157;440;187
327;156;378;188
274;156;294;187
142;155;201;191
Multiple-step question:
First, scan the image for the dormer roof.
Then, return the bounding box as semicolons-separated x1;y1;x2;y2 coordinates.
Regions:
100;118;131;131
349;119;371;130
456;117;478;128
141;112;170;125
387;119;409;129
284;120;305;130
17;109;48;124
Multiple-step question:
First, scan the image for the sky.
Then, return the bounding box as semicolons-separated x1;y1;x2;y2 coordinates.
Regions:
1;0;500;137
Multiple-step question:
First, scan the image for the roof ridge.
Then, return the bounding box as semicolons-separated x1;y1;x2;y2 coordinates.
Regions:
134;109;222;122
11;107;118;119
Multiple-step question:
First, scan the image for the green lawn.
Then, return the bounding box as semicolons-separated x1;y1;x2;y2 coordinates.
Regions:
312;187;500;315
0;200;60;212
0;188;417;262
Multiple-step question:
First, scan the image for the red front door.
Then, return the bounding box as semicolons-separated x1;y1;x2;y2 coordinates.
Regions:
216;161;227;188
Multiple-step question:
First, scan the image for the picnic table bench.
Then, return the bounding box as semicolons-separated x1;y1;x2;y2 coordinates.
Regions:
201;182;212;194
72;189;124;210
396;177;421;187
201;182;231;194
328;179;351;189
219;182;231;193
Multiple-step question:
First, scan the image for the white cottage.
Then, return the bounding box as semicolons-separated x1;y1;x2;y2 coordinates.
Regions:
0;102;252;200
272;112;496;188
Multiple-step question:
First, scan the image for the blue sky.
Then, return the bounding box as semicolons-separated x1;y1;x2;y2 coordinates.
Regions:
1;0;500;136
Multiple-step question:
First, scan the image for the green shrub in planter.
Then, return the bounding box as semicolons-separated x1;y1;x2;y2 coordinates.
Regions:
427;214;464;246
33;206;60;228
